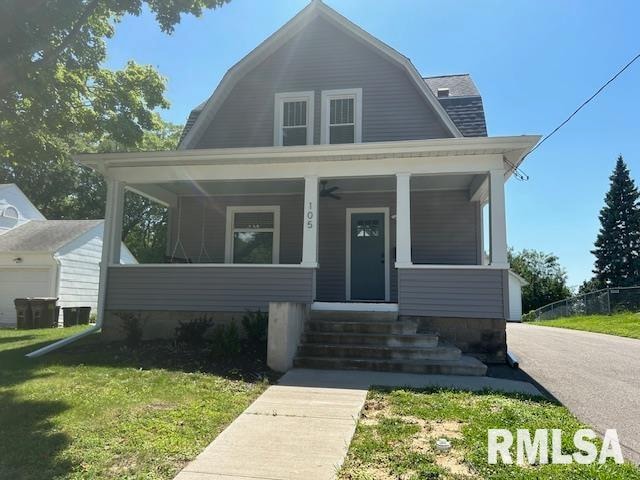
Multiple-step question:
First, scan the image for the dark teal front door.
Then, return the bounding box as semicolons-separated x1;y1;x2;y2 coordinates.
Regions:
350;212;386;301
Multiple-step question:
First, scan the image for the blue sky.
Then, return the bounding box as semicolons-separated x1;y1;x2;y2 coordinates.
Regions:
105;0;640;288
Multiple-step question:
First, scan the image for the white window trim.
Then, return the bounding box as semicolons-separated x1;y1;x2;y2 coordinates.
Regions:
345;207;390;302
321;88;363;144
225;205;281;264
273;91;314;147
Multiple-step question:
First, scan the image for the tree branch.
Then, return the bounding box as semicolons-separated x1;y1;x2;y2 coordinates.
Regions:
0;0;102;95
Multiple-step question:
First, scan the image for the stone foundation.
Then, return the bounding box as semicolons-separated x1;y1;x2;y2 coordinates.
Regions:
404;316;507;364
102;310;243;342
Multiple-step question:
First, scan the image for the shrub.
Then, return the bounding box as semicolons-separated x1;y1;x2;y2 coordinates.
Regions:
116;312;144;348
209;321;241;359
175;316;214;347
241;310;268;346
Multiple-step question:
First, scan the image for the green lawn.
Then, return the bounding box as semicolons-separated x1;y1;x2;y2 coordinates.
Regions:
0;327;269;480
339;388;640;479
531;312;640;339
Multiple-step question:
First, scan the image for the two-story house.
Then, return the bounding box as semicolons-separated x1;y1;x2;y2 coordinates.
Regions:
73;0;539;374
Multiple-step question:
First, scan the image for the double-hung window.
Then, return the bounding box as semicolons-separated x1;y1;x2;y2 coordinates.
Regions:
321;88;362;144
225;206;280;264
274;92;314;146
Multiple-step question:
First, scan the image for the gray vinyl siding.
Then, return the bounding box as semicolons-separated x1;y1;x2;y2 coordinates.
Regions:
170;194;303;264
166;190;479;302
194;15;451;149
317;192;397;302
398;268;506;318
411;190;479;265
106;266;314;311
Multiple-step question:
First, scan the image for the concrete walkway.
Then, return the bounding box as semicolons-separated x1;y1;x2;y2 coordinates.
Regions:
174;369;541;480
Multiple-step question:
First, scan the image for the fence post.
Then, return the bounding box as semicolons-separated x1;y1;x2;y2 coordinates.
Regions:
606;288;611;315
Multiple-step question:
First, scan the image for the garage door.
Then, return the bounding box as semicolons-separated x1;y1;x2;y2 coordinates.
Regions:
0;269;52;325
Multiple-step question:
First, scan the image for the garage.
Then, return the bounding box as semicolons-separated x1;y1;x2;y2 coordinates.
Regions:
0;268;53;325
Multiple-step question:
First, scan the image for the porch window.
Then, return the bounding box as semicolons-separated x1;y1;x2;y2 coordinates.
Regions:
225;206;280;264
321;88;362;144
274;92;314;146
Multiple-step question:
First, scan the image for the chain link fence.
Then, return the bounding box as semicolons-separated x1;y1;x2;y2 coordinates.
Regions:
523;286;640;322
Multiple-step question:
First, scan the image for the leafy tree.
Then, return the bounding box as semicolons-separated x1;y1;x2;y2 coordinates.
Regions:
591;156;640;287
578;277;604;295
72;121;183;262
0;0;229;216
509;249;571;313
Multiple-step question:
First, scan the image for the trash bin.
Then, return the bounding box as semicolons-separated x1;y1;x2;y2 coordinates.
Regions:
77;307;91;325
14;298;32;330
62;307;78;327
62;307;91;327
29;298;59;328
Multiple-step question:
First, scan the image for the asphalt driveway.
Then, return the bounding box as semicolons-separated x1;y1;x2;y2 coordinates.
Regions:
507;322;640;464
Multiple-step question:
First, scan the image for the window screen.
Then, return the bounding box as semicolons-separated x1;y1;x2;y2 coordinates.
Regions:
282;100;308;146
329;97;355;144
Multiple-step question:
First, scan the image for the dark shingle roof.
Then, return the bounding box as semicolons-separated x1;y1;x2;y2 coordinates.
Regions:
423;74;487;137
0;220;102;253
423;74;480;97
178;101;207;145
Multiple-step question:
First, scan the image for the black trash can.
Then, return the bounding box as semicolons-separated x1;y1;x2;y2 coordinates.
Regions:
62;307;79;327
29;298;59;328
14;298;32;330
77;307;91;325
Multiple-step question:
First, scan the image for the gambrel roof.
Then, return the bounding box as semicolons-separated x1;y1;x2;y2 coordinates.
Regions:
179;0;465;148
424;74;488;137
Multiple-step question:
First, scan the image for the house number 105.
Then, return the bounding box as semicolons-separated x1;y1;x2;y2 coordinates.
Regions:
306;202;314;229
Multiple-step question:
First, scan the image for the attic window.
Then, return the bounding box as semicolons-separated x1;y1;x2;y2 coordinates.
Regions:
321;88;363;144
274;92;314;146
1;205;19;219
437;88;450;98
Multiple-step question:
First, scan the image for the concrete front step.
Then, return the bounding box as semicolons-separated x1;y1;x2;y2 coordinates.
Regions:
293;355;487;376
301;331;439;348
310;310;398;323
298;343;462;361
306;320;417;335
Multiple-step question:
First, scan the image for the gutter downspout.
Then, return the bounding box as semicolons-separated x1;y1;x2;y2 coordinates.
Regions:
25;323;101;358
27;180;123;358
26;254;103;358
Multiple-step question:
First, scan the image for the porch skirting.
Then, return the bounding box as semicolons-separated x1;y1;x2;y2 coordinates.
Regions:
407;315;507;363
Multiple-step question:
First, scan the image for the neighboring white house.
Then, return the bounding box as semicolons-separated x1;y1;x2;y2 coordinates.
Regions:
0;184;136;326
508;270;529;322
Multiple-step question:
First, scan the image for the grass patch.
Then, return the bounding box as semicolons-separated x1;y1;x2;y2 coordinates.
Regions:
0;327;270;480
340;388;640;479
531;312;640;339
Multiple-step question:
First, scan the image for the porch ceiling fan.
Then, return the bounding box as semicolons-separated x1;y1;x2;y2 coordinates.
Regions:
319;180;341;200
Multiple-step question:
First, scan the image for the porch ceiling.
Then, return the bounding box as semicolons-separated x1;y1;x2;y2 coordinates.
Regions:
130;174;480;197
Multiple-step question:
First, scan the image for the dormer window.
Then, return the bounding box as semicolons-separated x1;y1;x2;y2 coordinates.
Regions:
321;88;362;144
274;92;314;146
0;204;19;219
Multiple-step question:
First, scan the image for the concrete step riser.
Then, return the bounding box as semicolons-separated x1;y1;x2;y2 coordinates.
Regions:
305;322;416;335
302;333;439;348
310;311;399;323
293;358;486;376
298;345;462;361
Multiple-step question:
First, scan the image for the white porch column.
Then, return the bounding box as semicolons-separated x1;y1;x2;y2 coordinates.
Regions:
395;173;412;267
96;178;125;324
301;175;319;267
489;169;508;267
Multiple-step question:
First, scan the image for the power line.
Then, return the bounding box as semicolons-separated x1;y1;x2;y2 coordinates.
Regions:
512;50;640;181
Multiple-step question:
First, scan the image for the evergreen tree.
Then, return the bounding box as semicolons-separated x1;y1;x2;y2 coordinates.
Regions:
591;156;640;287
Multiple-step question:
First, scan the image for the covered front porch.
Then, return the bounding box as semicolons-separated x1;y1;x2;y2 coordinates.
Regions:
78;136;537;326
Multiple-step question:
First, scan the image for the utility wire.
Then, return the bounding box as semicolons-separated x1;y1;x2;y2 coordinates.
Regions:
512;50;640;181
